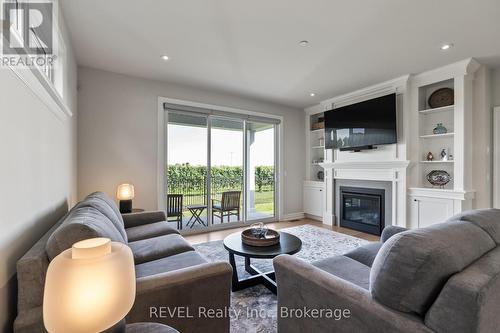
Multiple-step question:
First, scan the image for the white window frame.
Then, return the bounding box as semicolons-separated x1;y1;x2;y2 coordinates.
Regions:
1;0;71;118
157;97;284;229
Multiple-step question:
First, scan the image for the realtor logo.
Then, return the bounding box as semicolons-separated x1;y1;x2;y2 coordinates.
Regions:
2;1;53;55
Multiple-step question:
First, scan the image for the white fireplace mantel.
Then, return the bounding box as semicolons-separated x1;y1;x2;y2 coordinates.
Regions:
319;160;410;228
319;160;410;170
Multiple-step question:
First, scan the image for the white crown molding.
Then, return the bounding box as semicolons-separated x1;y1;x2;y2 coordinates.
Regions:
412;58;481;87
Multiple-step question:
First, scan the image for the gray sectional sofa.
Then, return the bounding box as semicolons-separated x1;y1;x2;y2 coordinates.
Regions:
14;192;232;333
274;209;500;333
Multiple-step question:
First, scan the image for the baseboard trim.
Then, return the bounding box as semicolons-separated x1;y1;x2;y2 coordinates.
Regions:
280;212;305;221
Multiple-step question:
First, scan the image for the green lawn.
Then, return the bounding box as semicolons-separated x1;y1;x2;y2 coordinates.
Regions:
172;190;274;216
254;190;274;215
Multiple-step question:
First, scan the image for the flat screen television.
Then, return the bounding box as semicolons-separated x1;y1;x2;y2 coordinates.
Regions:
324;93;397;151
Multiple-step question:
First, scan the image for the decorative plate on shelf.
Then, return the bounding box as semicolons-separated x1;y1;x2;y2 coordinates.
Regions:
426;170;452;187
428;88;454;108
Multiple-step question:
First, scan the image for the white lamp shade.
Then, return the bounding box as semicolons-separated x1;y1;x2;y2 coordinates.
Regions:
43;238;136;333
117;183;135;200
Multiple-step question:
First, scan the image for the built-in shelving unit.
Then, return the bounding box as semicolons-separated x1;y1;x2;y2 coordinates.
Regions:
415;78;456;190
308;112;326;181
408;59;481;229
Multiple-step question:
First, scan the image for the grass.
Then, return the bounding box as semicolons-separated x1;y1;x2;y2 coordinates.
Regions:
254;190;274;215
171;190;275;217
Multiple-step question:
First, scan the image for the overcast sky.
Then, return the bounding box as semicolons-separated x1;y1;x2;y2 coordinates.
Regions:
168;125;274;167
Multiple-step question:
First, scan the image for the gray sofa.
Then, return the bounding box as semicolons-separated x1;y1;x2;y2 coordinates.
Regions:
274;209;500;333
14;192;232;333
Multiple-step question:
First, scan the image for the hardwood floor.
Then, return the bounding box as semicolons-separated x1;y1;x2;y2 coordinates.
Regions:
184;218;380;245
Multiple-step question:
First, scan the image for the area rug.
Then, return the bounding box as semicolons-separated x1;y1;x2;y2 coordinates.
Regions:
192;224;369;333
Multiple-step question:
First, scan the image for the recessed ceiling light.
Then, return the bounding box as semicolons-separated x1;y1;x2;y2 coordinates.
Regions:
310;92;316;97
299;40;309;47
161;55;169;61
440;43;454;51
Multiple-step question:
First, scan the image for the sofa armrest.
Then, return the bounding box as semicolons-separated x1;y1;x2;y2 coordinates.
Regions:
381;226;407;242
13;306;46;333
127;262;232;333
273;255;431;333
122;211;167;228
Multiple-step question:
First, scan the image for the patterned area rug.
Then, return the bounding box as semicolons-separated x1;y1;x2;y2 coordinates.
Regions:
193;224;369;333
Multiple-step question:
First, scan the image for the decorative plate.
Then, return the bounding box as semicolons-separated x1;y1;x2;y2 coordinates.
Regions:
426;170;452;187
241;229;280;247
428;88;454;108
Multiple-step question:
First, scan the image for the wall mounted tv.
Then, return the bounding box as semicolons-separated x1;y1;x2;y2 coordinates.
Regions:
324;93;397;151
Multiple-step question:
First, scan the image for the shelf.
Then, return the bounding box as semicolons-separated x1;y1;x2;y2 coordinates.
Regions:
311;145;325;149
419;133;454;139
419;105;454;114
420;160;454;164
310;128;324;133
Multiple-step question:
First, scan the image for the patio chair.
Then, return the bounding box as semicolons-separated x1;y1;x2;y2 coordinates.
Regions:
212;191;241;223
167;194;183;229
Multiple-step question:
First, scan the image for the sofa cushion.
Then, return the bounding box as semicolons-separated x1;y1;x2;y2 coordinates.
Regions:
126;221;179;242
135;251;207;278
77;192;128;241
128;234;194;265
46;206;126;260
312;255;371;289
449;209;500;244
344;242;383;267
370;220;496;315
425;247;500;333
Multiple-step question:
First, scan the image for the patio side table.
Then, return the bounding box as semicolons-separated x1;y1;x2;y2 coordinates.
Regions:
186;204;207;228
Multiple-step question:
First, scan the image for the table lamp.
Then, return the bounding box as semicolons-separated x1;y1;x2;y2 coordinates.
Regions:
43;238;135;333
117;183;135;213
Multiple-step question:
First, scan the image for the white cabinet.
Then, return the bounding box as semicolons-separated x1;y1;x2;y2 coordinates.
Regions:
303;181;324;218
410;196;454;228
408;188;474;228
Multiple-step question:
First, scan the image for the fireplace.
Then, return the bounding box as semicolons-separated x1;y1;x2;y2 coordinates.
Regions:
339;186;385;236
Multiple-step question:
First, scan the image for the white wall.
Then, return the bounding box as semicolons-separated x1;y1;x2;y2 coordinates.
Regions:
471;66;492;208
0;4;77;332
77;67;305;217
494;68;500;106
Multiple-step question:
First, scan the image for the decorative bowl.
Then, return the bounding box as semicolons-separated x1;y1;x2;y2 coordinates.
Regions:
428;88;454;108
242;229;280;247
426;170;452;187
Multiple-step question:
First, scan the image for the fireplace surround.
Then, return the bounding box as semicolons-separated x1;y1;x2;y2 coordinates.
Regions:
339;186;385;235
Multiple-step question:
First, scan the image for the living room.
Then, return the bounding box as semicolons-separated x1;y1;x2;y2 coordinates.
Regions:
1;1;500;332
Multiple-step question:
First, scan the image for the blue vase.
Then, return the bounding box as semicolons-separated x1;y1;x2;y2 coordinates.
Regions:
433;123;447;135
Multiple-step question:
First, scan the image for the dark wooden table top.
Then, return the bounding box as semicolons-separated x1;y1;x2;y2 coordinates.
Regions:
223;231;302;259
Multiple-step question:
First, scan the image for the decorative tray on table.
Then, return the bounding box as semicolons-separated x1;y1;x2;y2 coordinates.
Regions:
241;223;280;247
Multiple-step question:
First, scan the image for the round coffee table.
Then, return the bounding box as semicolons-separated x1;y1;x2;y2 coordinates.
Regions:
223;231;302;294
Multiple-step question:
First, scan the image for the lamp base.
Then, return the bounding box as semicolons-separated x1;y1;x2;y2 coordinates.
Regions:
102;319;126;333
119;200;132;213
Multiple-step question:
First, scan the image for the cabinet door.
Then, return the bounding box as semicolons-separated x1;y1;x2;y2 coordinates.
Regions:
304;186;323;217
410;196;454;228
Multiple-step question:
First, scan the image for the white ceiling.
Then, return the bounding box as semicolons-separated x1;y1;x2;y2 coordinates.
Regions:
61;0;500;108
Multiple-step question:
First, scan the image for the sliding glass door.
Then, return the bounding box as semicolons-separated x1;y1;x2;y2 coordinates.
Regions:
246;121;276;221
210;117;244;225
167;112;209;231
166;108;278;232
